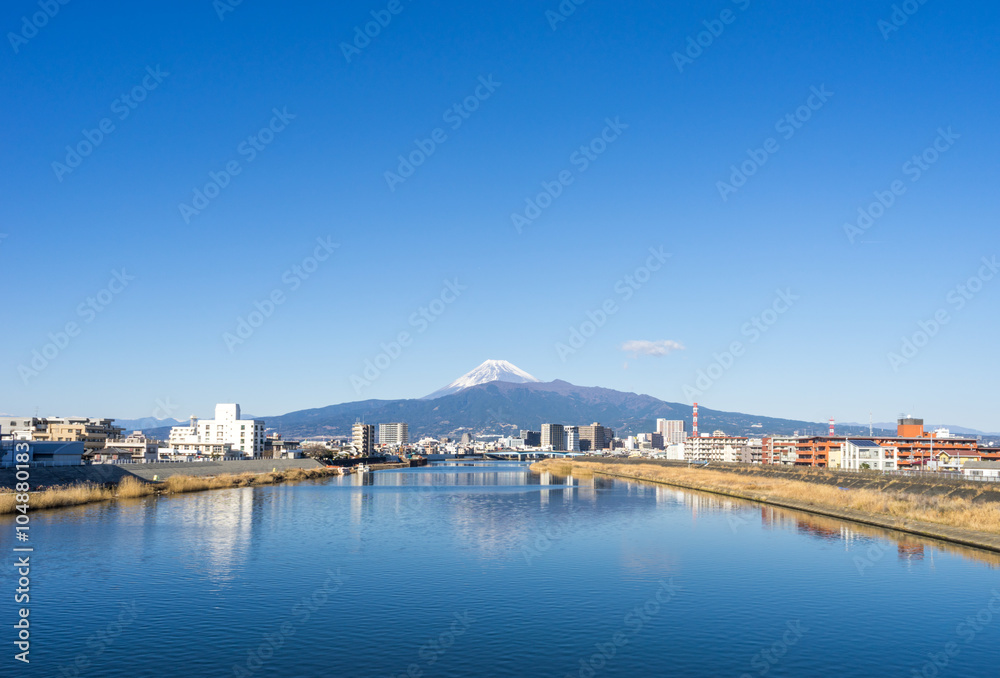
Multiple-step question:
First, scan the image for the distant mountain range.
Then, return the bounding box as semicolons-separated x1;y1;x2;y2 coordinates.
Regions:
122;360;996;442
247;360;896;441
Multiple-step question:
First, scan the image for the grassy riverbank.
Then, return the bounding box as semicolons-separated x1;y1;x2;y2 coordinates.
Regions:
0;466;343;515
532;459;1000;536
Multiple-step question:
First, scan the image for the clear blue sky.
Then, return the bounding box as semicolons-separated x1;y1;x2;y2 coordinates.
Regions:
3;1;998;430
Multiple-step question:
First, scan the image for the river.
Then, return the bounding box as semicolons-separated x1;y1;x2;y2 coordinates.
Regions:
3;461;999;677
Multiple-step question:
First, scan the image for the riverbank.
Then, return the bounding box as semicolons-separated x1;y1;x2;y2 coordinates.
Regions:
0;466;345;515
531;459;1000;553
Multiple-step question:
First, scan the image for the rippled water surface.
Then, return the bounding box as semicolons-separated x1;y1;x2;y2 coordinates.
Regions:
3;461;1000;677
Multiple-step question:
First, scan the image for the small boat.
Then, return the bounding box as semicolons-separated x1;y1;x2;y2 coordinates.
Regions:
356;463;371;473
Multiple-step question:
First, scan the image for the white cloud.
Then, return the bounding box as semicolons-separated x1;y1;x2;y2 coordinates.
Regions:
621;339;685;357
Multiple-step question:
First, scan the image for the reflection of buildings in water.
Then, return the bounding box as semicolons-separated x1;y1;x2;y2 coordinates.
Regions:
180;488;254;581
897;542;925;561
762;505;930;563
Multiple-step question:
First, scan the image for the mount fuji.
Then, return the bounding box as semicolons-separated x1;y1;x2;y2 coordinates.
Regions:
423;359;541;399
239;360;897;441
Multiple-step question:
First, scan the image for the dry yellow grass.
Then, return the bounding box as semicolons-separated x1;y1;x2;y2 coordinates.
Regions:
115;476;157;499
0;482;113;514
532;460;1000;535
0;466;342;514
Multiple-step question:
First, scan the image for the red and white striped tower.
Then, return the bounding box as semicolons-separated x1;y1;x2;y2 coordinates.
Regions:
692;402;699;438
829;417;835;437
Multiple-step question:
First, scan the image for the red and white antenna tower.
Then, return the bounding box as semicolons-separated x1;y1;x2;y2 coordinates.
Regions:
693;402;699;437
829;417;835;437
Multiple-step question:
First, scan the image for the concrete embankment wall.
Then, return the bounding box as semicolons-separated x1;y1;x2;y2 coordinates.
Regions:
2;458;325;488
579;457;1000;504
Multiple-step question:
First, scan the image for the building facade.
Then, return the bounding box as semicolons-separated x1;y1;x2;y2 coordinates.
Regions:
353;423;375;456
578;423;613;452
379;422;409;446
684;434;748;463
166;404;264;459
842;440;898;471
656;419;686;444
541;424;565;451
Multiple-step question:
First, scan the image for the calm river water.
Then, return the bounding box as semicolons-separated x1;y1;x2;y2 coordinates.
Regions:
3;461;1000;677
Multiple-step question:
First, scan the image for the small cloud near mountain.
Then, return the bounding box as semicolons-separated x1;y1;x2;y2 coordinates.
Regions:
621;340;684;357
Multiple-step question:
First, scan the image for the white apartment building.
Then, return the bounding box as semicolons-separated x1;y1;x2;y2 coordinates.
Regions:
842;439;898;471
378;422;409;446
684;434;748;463
166;404;265;460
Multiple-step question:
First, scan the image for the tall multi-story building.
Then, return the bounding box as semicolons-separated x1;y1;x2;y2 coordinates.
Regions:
541;424;565;451
578;423;613;452
656;419;686;444
353;422;375;456
378;422;409;446
564;426;580;452
166;404;264;459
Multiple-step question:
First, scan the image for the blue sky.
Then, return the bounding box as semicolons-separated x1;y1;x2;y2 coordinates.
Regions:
2;1;998;430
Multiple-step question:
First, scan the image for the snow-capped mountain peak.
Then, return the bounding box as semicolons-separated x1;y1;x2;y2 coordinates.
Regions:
424;359;540;399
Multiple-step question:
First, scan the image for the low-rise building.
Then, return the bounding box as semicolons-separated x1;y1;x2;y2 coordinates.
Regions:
1;440;85;466
961;461;1000;480
842;439;898;471
96;431;160;463
264;434;301;459
685;434;748;463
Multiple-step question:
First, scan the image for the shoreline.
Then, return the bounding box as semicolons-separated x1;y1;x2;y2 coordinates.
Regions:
532;459;1000;554
0;466;348;516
